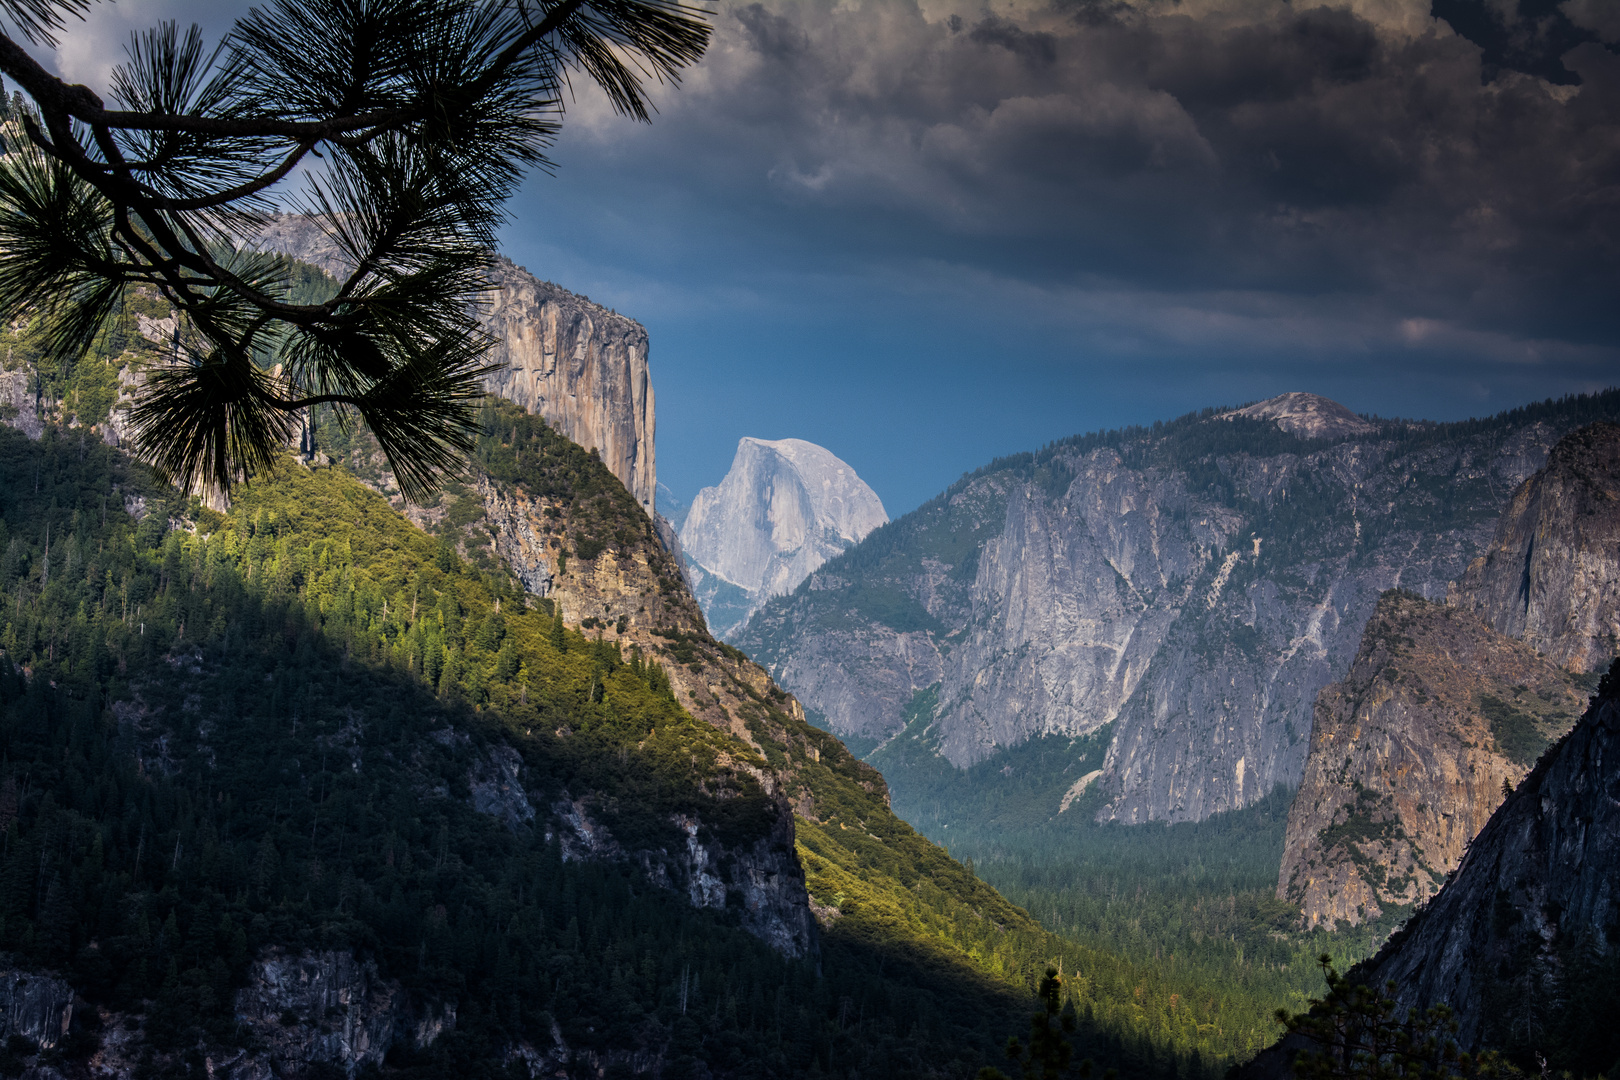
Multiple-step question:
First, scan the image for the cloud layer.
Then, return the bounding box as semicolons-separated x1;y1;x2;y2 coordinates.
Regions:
18;0;1620;508
551;0;1619;350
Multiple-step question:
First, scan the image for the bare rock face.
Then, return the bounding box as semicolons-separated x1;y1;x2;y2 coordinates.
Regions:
247;216;657;516
0;950;457;1079
738;393;1618;823
538;726;823;962
0;371;43;440
474;472;705;639
232;949;455;1074
1277;591;1587;929
548;801;817;959
1344;668;1620;1051
480;257;656;517
1449;422;1620;673
244;214;354;279
1221;392;1375;439
681;438;886;638
0;965;73;1049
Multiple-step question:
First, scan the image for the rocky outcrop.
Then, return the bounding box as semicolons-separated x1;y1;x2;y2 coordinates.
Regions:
1449;422;1620;674
674;809;817;958
1221;392;1375;439
476;472;705;638
682;438;886;638
549;799;817;959
738;392;1620;823
1343;665;1620;1051
0;965;73;1049
1277;591;1587;928
467;743;538;831
244;213;354;279
0;950;456;1079
247;215;658;515
497;758;818;958
0;370;43;440
232;948;455;1074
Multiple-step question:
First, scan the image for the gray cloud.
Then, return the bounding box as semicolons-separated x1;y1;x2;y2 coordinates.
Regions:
14;0;1616;506
552;0;1620;353
33;0;1617;352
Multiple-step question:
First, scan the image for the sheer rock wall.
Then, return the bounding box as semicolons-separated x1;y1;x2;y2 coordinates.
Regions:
1449;422;1620;673
248;216;657;516
1277;592;1586;929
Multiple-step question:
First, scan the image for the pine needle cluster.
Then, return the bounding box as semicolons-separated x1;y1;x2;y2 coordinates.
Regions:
0;0;709;500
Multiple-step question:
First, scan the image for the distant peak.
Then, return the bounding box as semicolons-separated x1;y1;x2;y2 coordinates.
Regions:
1219;392;1375;440
680;436;887;637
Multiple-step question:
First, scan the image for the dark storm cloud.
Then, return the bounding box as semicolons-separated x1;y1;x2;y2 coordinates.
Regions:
37;0;1620;375
968;16;1060;66
546;0;1619;355
1434;0;1620;84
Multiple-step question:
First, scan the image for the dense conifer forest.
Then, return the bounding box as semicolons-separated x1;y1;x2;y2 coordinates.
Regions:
0;389;1320;1076
4;285;1605;1077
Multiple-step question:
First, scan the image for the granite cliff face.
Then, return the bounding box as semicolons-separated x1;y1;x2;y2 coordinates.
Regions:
1277;591;1587;929
1343;667;1620;1052
480;256;656;516
230;949;456;1075
1449;422;1620;673
681;438;887;638
248;215;657;515
738;392;1620;823
0;371;42;440
1224;392;1375;439
0;946;581;1079
0;965;73;1050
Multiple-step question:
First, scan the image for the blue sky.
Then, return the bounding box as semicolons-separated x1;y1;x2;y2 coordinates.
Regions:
36;0;1620;516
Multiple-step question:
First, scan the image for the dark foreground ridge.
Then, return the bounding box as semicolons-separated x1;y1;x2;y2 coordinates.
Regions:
1242;661;1620;1079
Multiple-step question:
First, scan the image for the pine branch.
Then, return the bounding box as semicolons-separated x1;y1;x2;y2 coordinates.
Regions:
0;0;712;501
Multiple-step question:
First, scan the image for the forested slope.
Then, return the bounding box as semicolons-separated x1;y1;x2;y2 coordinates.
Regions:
0;411;1303;1075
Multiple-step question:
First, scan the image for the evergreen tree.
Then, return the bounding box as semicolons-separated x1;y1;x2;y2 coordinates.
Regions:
982;966;1085;1080
1276;956;1520;1080
0;0;709;499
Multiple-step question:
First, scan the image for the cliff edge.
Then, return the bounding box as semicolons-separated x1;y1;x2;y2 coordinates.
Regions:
1277;591;1586;928
1450;421;1620;673
247;215;658;516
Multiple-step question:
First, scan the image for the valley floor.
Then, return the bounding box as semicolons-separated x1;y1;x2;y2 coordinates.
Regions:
900;785;1403;1068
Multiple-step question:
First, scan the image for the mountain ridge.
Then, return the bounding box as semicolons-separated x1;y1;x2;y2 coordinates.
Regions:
246;214;659;516
737;390;1620;825
681;436;886;639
